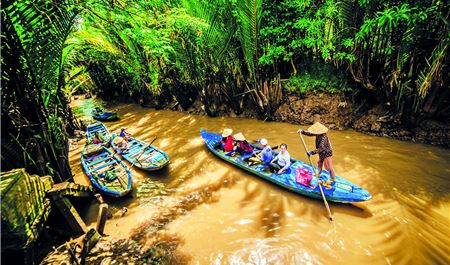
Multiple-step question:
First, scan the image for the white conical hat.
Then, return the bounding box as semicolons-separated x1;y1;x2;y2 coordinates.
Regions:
222;128;233;137
234;132;246;141
307;122;328;135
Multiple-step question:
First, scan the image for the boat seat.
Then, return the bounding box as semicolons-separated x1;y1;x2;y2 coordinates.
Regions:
128;144;145;153
85;153;108;162
87;156;110;167
129;146;149;156
90;160;116;172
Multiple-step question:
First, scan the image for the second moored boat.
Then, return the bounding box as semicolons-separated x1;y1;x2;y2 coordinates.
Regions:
111;134;169;171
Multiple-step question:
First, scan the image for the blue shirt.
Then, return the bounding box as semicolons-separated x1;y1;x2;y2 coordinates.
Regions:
119;130;126;137
261;146;273;163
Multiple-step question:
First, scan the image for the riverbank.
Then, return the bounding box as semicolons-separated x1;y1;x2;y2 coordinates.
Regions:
132;92;450;148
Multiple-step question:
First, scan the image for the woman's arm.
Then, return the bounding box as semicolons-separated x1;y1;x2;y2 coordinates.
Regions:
270;154;279;164
298;129;315;136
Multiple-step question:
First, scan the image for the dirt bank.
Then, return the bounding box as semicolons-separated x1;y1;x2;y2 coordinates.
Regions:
94;90;449;148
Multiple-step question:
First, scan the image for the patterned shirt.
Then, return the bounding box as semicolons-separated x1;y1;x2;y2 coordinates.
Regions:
302;131;333;161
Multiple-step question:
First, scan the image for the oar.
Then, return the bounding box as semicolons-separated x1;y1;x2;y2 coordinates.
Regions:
299;133;334;221
130;137;157;169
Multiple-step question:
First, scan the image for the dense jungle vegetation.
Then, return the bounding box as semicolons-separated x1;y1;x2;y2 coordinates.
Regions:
2;0;449;179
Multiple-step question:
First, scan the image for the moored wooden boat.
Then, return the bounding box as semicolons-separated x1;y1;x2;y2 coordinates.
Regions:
81;144;132;197
111;134;169;171
200;130;371;203
86;122;111;144
93;111;118;121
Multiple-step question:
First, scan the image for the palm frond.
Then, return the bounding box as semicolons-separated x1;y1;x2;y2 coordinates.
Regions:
4;1;78;88
234;0;263;77
181;0;235;62
416;38;448;99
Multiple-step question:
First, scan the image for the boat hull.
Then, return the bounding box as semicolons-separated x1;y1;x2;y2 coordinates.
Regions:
111;135;169;171
93;112;118;121
81;145;132;197
200;130;371;203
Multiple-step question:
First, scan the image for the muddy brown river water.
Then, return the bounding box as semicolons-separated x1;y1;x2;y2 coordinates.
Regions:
69;98;450;265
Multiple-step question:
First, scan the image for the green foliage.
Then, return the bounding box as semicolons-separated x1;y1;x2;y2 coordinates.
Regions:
284;64;353;94
231;0;263;77
2;0;78;181
65;1;179;96
4;0;447;145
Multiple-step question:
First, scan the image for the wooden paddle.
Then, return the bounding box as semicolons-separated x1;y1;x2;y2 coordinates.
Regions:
299;132;334;221
130;137;157;169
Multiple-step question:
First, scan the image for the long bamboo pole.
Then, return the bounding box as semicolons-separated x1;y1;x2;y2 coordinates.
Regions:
299;133;333;221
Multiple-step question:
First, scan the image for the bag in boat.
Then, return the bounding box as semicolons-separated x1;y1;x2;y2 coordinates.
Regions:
295;167;312;186
97;171;118;182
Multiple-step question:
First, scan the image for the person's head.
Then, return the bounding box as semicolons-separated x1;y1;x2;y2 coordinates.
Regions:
280;143;287;153
121;127;127;131
259;138;268;146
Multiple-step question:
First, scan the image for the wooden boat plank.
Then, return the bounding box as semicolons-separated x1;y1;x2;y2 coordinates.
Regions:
85;153;109;162
128;146;147;156
126;145;144;155
86;156;110;167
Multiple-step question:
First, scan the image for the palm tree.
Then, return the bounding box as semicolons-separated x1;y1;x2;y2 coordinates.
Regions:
2;0;79;181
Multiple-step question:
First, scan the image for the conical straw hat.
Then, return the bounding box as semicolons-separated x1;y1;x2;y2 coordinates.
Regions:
113;136;124;145
222;128;233;137
234;132;246;141
307;122;328;135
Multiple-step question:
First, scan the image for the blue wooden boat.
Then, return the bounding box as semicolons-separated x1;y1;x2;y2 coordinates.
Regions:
93;111;118;121
111;134;169;171
200;130;372;203
86;122;111;145
81;144;132;197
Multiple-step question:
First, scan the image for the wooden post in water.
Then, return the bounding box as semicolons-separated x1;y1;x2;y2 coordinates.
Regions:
96;203;108;235
48;182;95;234
53;197;88;234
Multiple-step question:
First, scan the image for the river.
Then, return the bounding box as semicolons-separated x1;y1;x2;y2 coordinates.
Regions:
69;98;450;264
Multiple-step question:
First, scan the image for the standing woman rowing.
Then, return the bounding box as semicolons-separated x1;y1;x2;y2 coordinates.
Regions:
298;122;336;182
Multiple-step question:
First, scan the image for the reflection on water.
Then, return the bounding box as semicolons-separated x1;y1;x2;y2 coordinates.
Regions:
69;99;450;264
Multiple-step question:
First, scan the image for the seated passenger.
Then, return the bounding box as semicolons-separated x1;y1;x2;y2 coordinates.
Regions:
248;138;272;165
91;131;106;146
119;127;132;142
113;136;128;154
234;132;253;155
219;128;234;152
269;143;290;174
